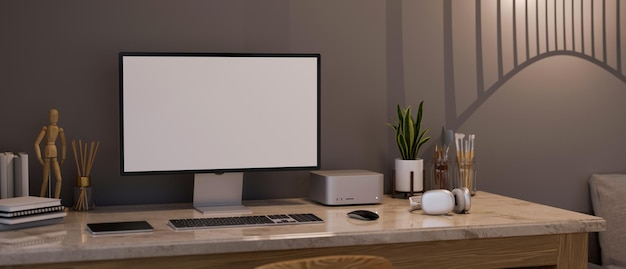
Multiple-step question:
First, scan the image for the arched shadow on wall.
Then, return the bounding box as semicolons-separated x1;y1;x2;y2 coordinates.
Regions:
444;0;625;132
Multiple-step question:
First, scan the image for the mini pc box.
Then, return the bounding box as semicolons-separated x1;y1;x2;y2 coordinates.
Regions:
309;170;383;205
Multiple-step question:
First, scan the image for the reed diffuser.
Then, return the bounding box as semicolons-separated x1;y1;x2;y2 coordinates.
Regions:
454;133;476;195
72;139;100;211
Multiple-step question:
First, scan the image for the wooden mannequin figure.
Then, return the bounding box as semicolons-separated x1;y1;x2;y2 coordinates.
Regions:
34;109;66;198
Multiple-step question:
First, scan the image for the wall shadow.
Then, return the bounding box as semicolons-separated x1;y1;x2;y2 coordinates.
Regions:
444;0;624;132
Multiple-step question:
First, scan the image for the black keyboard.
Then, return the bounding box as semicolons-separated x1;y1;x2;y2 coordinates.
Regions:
168;213;324;230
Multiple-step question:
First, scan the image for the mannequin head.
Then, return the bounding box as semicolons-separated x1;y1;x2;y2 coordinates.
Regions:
49;109;59;124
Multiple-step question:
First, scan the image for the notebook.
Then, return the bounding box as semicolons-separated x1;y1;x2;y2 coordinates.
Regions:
0;211;67;225
0;196;61;212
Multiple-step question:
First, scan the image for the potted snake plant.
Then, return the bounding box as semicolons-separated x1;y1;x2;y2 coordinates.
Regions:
388;100;430;193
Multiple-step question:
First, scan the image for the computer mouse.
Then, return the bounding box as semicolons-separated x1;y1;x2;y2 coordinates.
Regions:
347;210;379;221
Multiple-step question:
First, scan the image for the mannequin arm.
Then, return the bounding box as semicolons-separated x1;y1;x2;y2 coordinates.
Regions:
59;128;67;164
34;127;46;166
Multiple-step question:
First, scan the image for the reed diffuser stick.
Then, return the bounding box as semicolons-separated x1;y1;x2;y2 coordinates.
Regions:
72;139;100;211
71;140;81;177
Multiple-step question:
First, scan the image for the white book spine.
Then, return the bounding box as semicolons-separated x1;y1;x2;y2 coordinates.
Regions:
0;153;7;199
14;153;29;197
5;152;15;198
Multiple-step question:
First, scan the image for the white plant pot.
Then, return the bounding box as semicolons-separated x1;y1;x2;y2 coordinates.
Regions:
394;158;423;192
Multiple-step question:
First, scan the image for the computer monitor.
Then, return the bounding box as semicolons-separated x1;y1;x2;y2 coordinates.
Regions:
119;52;320;214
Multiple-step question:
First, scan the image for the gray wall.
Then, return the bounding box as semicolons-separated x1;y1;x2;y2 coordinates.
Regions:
1;1;625;218
0;0;388;205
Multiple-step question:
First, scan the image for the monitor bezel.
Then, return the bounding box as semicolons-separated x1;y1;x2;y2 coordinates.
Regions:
118;52;321;176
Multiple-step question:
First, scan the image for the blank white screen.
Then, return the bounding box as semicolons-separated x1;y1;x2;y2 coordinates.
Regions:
121;54;319;173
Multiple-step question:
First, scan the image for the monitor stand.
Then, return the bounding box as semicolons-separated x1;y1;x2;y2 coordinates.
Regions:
193;172;251;214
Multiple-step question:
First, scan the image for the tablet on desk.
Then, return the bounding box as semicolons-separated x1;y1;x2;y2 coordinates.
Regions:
87;221;154;235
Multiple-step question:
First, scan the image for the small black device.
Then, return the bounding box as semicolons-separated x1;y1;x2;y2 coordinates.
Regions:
87;221;154;235
347;210;379;221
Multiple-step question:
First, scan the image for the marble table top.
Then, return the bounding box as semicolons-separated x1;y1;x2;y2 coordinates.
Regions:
0;191;606;266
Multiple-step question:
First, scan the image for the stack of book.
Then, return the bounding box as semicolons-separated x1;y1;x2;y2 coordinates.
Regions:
0;196;66;231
